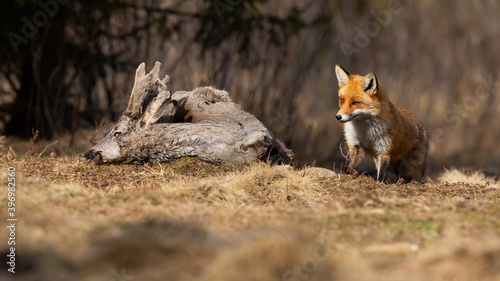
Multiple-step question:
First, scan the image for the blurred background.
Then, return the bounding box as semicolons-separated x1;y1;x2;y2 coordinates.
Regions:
0;0;499;173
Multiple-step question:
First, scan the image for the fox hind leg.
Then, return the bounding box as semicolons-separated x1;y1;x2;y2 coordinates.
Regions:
374;154;391;182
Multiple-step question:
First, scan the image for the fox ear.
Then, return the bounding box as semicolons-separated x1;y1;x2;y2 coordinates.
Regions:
362;73;378;95
335;65;351;87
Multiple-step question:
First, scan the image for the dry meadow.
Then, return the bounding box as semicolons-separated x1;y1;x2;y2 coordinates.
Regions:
1;1;500;280
0;136;499;280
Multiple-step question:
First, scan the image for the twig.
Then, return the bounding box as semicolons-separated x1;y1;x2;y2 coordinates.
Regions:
339;143;348;160
339;143;350;175
24;129;39;159
8;147;17;157
38;140;58;158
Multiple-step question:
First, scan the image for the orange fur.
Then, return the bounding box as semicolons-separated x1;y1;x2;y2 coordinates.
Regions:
335;65;429;183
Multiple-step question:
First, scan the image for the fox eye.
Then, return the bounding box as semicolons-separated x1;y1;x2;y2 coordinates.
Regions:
352;101;361;105
339;98;345;104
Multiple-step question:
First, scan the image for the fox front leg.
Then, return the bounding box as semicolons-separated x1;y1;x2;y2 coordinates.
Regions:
374;154;391;182
344;145;360;175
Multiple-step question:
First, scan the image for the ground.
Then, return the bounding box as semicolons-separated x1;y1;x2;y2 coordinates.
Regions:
0;153;499;281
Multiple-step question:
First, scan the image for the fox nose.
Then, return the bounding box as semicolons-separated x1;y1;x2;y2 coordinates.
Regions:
336;115;342;121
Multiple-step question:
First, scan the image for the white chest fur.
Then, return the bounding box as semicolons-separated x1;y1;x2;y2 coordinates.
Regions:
344;117;391;156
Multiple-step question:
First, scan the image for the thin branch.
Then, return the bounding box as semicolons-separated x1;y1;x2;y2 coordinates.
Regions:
8;147;17;158
24;129;39;159
38;140;58;157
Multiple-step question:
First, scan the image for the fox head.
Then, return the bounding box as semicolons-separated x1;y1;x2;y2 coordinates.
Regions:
335;65;383;123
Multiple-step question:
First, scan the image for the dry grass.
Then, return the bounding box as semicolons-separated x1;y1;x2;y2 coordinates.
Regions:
1;154;499;281
439;168;499;188
1;2;499;279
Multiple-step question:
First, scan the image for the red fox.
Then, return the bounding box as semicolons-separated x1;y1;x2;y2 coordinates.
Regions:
334;65;429;183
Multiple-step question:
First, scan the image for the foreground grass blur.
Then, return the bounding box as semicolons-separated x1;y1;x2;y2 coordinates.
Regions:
0;153;499;281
